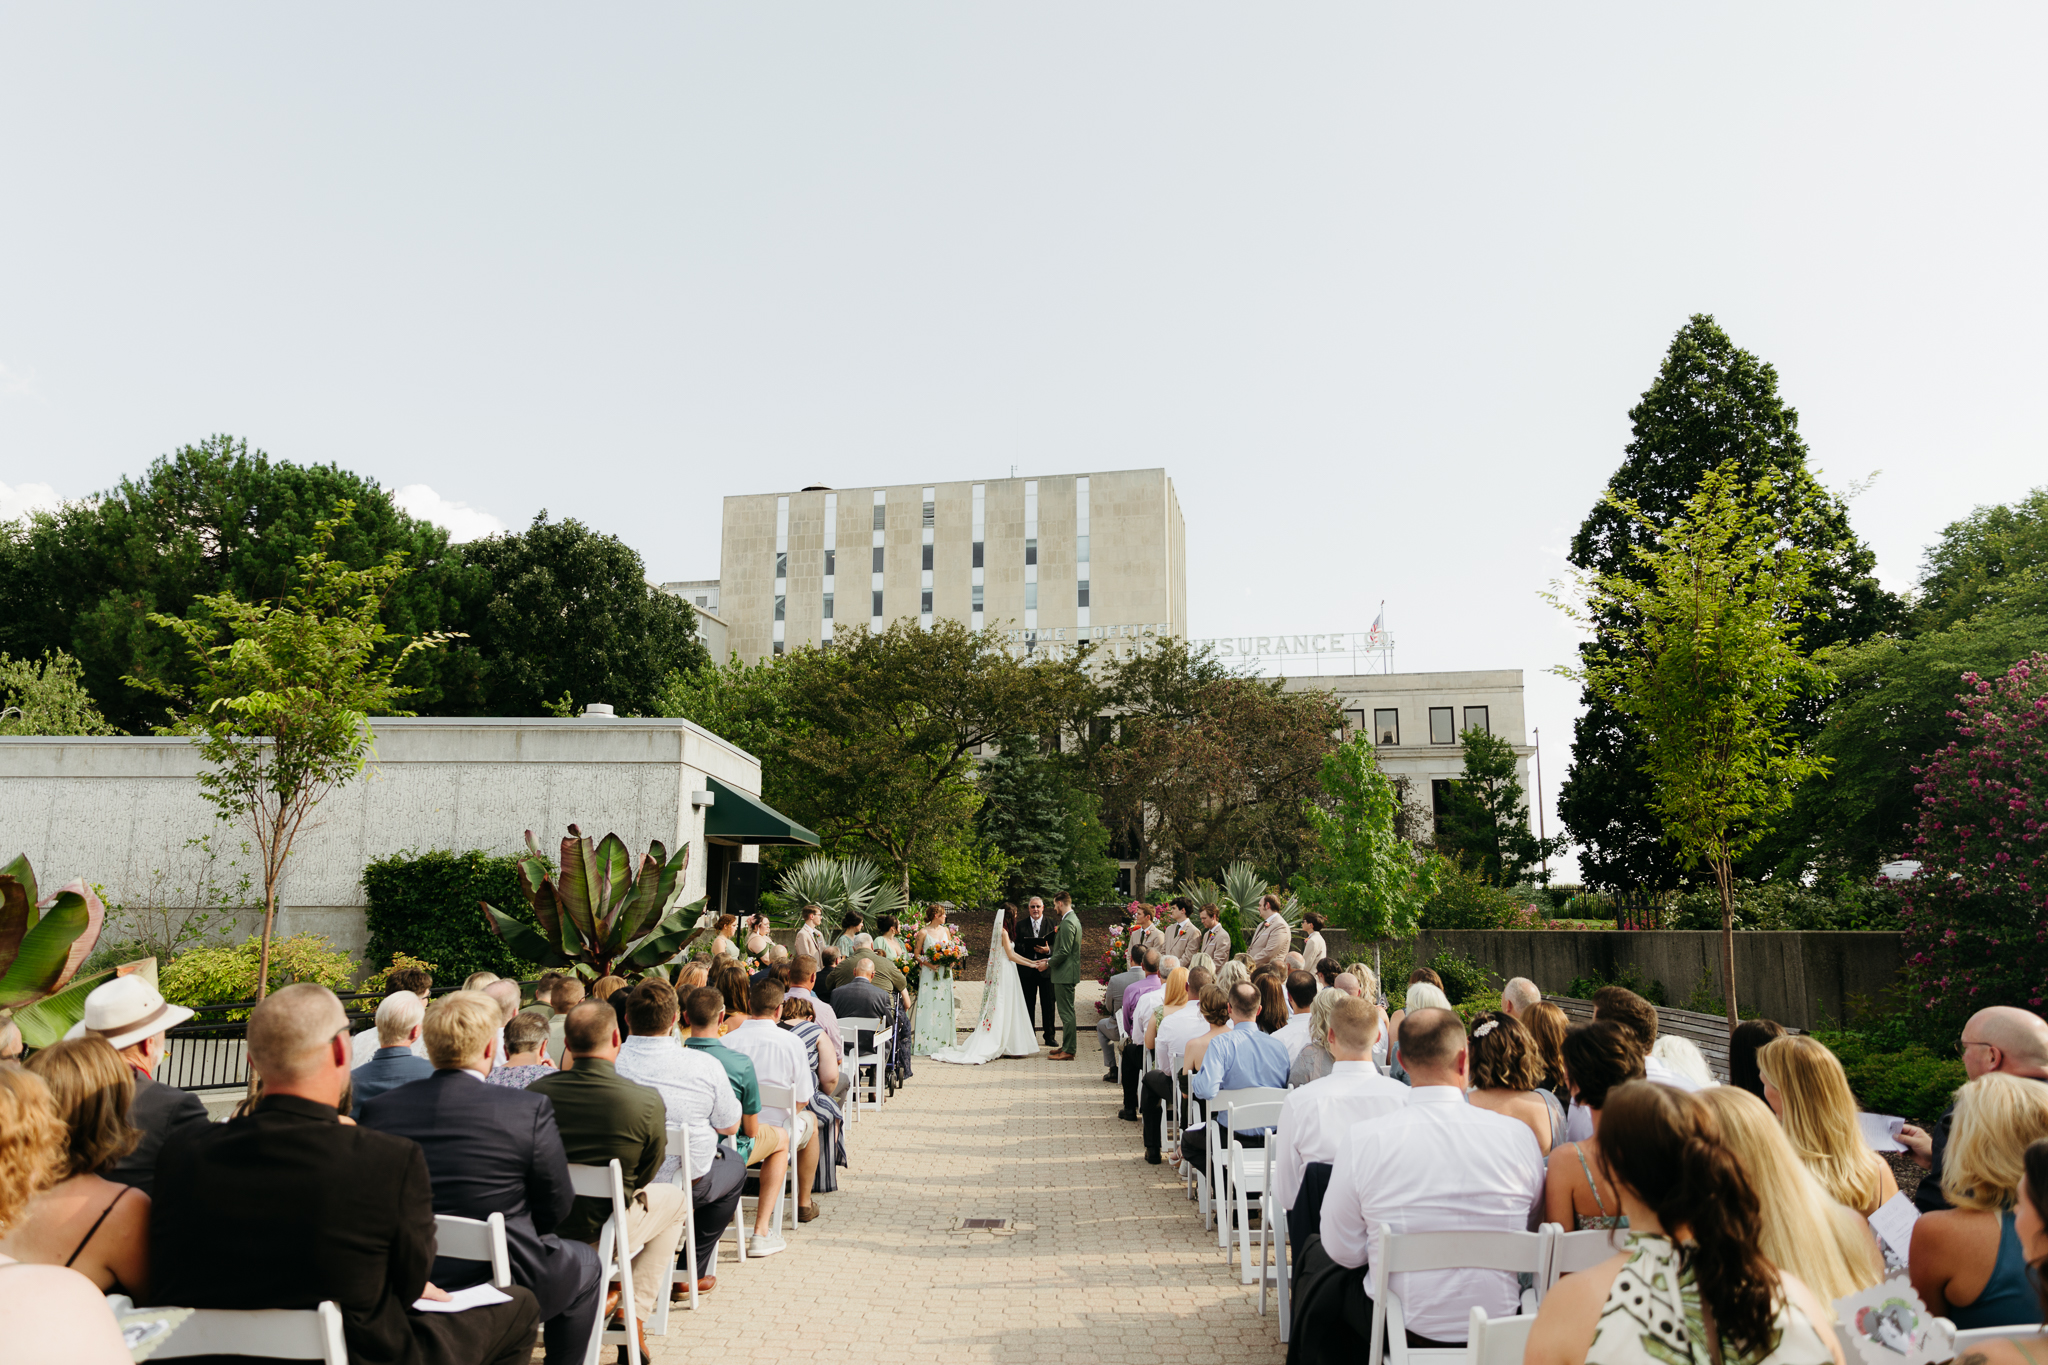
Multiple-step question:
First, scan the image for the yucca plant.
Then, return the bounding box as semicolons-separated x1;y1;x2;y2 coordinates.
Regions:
773;855;906;927
1;853;111;1047
481;826;704;979
1174;876;1223;912
1222;860;1302;930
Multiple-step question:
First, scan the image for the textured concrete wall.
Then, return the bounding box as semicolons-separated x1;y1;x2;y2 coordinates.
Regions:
0;717;763;961
1314;928;1902;1029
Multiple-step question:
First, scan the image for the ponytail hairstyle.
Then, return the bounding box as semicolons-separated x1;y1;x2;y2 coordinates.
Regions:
1599;1083;1779;1361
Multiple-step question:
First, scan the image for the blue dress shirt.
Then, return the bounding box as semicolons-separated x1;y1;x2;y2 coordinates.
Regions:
1188;1021;1290;1135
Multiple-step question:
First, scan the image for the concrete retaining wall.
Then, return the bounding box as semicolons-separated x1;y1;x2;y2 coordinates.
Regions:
0;717;763;961
1315;928;1901;1030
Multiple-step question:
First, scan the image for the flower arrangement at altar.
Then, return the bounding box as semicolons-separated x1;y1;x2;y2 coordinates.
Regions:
1097;902;1168;985
920;938;970;977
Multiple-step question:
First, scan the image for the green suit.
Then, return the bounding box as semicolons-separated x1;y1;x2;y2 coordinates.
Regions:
1047;908;1082;1054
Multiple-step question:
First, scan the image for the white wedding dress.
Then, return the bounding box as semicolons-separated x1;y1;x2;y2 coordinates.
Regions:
929;908;1041;1065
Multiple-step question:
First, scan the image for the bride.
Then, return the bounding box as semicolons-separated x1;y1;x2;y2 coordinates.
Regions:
929;904;1044;1065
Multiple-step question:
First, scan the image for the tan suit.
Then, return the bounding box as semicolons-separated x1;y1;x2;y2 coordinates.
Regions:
1199;924;1232;970
1163;919;1202;968
1133;925;1166;966
1247;913;1290;968
794;924;826;964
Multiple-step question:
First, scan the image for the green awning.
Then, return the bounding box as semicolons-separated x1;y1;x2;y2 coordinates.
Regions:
703;776;819;846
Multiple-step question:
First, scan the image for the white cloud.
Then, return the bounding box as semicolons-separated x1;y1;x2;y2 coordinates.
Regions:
391;484;507;543
0;481;62;523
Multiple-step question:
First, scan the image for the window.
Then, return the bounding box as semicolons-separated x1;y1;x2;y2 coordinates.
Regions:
921;544;933;571
1428;707;1456;745
1342;708;1365;732
872;546;884;573
1463;706;1490;736
1431;778;1456;821
972;543;983;569
822;592;834;620
972;584;983;609
921;589;933;613
873;503;886;531
773;641;785;657
824;549;835;576
1374;709;1400;746
773;595;784;622
1025;582;1037;609
774;551;786;578
1025;538;1037;566
1077;582;1089;608
872;590;884;617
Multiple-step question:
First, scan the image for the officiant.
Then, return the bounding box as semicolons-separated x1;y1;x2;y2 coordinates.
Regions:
1012;895;1059;1049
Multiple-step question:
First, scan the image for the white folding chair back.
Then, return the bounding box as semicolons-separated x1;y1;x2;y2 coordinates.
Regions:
1208;1087;1287;1248
656;1123;700;1330
1950;1323;2037;1351
751;1082;802;1236
153;1302;347;1363
567;1158;640;1365
1368;1229;1550;1365
1540;1223;1628;1291
838;1018;891;1113
1465;1307;1537;1365
1224;1099;1285;1282
433;1212;511;1289
1256;1139;1292;1342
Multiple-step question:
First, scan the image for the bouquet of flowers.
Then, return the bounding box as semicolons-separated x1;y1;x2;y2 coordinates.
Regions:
1098;919;1132;986
920;939;970;976
889;947;920;990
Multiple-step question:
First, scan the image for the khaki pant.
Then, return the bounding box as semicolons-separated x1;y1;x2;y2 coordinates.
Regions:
619;1182;687;1321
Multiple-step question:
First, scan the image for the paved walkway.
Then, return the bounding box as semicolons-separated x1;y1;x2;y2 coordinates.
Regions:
643;982;1287;1365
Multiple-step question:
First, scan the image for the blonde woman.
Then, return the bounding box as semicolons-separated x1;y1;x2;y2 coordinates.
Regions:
1142;967;1192;1056
1698;1086;1884;1303
3;1039;151;1299
1910;1073;2048;1327
1759;1035;1898;1215
1213;959;1251;997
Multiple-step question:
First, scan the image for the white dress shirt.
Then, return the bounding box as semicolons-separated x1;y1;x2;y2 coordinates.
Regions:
722;1019;816;1130
615;1033;742;1182
1275;1011;1313;1063
1155;1002;1208;1077
1272;1060;1409;1209
1320;1085;1546;1342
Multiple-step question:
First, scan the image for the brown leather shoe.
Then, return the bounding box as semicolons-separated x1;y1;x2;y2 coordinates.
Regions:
1048;1050;1075;1060
673;1275;716;1300
602;1285;622;1324
798;1202;821;1223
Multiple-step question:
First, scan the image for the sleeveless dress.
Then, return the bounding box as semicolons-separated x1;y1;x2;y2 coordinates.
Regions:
1570;1141;1629;1232
912;928;959;1055
930;911;1040;1064
1585;1235;1833;1365
1950;1211;2038;1330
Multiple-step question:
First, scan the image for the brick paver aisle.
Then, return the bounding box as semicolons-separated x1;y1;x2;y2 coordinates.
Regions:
645;981;1288;1365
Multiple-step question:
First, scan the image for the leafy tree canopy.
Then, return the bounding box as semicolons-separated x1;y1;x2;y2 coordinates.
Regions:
974;739;1119;905
1434;725;1567;885
1915;487;2048;634
0;651;118;736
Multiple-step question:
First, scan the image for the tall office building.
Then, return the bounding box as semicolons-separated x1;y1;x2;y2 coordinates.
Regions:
713;468;1186;665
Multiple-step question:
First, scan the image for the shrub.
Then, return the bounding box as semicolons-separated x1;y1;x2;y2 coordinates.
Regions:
1422;860;1541;931
1668;877;1905;932
360;952;439;996
159;934;358;1017
1562;962;1667;1007
362;849;530;985
1422;945;1500;1007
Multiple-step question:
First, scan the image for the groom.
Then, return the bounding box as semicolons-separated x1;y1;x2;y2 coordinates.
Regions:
1046;891;1082;1060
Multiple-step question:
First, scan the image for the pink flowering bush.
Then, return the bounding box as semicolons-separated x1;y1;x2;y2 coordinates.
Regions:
1898;653;2048;1037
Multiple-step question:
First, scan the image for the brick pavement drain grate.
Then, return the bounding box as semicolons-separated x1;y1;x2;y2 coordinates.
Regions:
956;1217;1010;1230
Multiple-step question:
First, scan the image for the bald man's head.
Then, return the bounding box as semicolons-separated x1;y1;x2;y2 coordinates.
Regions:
484;978;522;1024
248;983;349;1084
1966;1006;2048;1079
853;957;875;980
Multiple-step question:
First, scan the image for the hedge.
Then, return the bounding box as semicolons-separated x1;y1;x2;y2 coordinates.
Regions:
362;849;533;985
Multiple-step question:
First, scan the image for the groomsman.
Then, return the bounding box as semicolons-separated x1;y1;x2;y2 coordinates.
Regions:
1198;905;1232;971
794;905;827;965
1013;896;1059;1048
1247;895;1291;969
1161;900;1201;969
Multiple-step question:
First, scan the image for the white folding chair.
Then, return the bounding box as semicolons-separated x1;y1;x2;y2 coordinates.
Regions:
1539;1222;1628;1292
433;1212;511;1289
656;1123;701;1330
1206;1086;1286;1247
566;1158;641;1365
1224;1099;1285;1283
746;1083;803;1237
1256;1140;1292;1341
1367;1229;1550;1365
839;1018;892;1113
153;1302;347;1363
1465;1306;1537;1365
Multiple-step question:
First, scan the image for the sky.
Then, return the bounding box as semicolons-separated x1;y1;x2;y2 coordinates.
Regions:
4;6;2046;880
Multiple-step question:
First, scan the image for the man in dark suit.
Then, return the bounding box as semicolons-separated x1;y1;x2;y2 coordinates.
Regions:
1013;896;1058;1048
359;990;602;1365
828;957;897;1055
351;991;436;1117
66;976;208;1198
151;983;541;1365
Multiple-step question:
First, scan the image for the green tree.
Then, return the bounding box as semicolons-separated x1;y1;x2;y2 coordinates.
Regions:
1914;487;2048;633
1558;316;1899;896
1293;730;1439;941
129;506;455;1004
975;741;1119;904
454;511;707;717
0;651;118;735
0;436;475;732
1555;462;1832;1026
1434;726;1568;884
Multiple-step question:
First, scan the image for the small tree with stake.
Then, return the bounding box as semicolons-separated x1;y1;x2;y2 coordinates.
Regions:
1551;462;1831;1027
1294;731;1439;952
131;505;455;1004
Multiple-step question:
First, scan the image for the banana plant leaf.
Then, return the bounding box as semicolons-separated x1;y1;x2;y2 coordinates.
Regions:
1;852;38;908
615;842;689;948
51;881;106;990
518;853;562;944
0;854;40;975
620;899;708;971
481;902;570;969
555;833;598;941
591;833;632;935
0;885;99;1009
12;966;114;1049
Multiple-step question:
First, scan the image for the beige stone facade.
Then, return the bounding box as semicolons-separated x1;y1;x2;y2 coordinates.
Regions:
719;468;1186;664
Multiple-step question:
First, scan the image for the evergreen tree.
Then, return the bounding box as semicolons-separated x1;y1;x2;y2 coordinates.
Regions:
1435;726;1566;884
1558;315;1898;894
975;740;1119;904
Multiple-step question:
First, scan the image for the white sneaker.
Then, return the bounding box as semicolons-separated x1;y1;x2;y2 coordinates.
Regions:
748;1230;787;1257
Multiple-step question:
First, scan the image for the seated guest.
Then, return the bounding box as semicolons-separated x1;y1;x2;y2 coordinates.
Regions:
778;995;847;1194
63;976;204;1198
721;978;819;1241
1760;1034;1898;1215
1272;997;1406;1248
1906;1008;2048;1214
1288;987;1342;1087
1465;1011;1565;1155
359;990;601;1365
1315;959;1340;990
350;990;435;1115
1499;976;1542;1019
1110;950;1167;1106
486;1010;555;1089
1957;1140;2048;1365
1593;984;1703;1092
1321;1009;1545;1348
4;1037;151;1297
1698;1085;1884;1302
483;978;524;1054
152;984;541;1364
1139;968;1214;1163
1544;1020;1645;1231
545;976;586;1065
530;1002;688;1354
591;975;631;1037
1729;1017;1788;1101
1274;971;1317;1062
1521;1000;1573;1110
1253;969;1289;1035
1179;984;1234;1080
1100;912;1152;1025
682;986;795;1253
822;935;912;1000
612;980;744;1294
785;956;847;1101
462;971;500;992
352;963;431;1068
828;956;897;1053
1385;975;1451;1078
674;960;711;993
1652;1034;1716;1087
1182;982;1290;1176
711;960;754;1035
1911;1072;2048;1328
527;971;564;1020
1526;1083;1840;1365
0;1068;132;1364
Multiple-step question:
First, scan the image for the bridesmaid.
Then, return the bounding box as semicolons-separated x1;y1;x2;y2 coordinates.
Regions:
912;904;960;1055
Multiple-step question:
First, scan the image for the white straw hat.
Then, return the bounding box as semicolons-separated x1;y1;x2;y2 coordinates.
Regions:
62;975;195;1051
